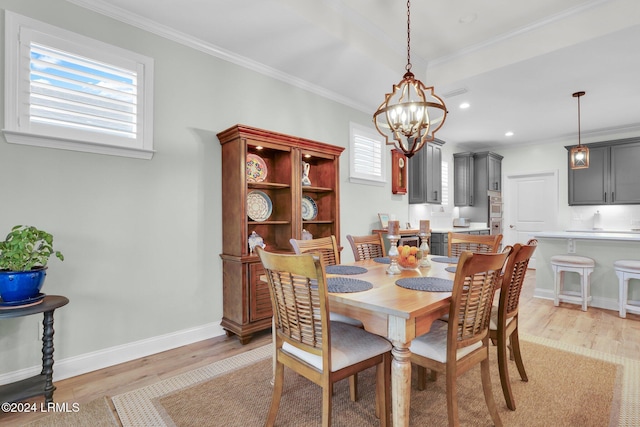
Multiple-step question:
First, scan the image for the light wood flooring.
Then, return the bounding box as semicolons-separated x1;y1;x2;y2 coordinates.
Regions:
2;269;639;426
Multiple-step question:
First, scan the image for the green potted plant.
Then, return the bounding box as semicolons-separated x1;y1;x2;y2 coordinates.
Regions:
0;225;64;303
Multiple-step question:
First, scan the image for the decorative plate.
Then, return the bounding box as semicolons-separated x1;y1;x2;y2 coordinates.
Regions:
246;154;268;183
247;190;272;222
301;195;318;221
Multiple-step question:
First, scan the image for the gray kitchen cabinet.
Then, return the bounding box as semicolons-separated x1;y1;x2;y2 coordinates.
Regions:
429;232;448;256
475;151;503;193
568;137;640;205
453;152;474;206
453;151;503;225
409;139;444;204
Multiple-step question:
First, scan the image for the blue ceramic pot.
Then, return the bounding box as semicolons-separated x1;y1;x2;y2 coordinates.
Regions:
0;267;47;302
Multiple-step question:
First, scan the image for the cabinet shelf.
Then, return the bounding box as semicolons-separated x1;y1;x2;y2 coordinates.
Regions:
302;186;333;193
248;220;290;225
248;182;290;190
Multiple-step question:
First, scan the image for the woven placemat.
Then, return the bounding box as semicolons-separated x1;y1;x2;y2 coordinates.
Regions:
431;256;459;264
445;266;457;273
327;277;373;293
395;277;453;292
373;257;390;264
325;265;368;275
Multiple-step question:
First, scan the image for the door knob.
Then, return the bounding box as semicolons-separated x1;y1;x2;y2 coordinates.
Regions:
509;225;515;229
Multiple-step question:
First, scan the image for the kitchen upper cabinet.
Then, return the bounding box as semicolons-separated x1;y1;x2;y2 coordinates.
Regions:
453;152;474;206
409;139;444;204
475;151;503;192
453;151;502;207
568;138;640;205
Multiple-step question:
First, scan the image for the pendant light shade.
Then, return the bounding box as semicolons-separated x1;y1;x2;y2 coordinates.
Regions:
570;91;589;169
373;1;447;158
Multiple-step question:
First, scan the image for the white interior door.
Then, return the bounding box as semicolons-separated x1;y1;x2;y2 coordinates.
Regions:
504;171;559;269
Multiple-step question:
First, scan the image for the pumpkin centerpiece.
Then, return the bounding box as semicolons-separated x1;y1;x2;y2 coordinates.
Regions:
0;225;64;304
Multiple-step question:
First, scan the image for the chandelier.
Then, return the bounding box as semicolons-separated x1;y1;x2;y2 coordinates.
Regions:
570;91;589;169
373;0;447;158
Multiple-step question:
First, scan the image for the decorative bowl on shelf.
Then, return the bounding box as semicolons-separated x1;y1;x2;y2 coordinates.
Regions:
397;245;420;269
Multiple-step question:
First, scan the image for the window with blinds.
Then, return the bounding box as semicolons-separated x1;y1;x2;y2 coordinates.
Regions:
4;11;155;159
349;123;386;185
441;160;449;206
30;43;138;139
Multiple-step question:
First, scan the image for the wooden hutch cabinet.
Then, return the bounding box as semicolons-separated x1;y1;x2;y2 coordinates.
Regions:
217;124;344;343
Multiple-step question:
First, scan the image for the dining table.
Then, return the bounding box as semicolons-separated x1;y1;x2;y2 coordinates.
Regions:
326;255;457;427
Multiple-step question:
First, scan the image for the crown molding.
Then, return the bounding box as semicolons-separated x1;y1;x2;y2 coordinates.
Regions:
66;0;372;113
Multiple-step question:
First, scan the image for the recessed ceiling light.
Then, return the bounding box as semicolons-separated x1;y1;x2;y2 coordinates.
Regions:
459;102;470;109
505;131;514;137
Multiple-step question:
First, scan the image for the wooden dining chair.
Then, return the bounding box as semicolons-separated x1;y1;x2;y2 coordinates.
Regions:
410;249;511;427
255;247;391;427
346;234;386;261
289;234;362;397
489;239;537;410
447;232;503;257
290;235;340;266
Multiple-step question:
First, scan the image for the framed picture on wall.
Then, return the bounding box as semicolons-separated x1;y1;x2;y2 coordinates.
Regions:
391;149;407;194
378;213;390;229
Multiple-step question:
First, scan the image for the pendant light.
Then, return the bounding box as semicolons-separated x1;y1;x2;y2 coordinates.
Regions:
372;0;447;158
570;91;589;169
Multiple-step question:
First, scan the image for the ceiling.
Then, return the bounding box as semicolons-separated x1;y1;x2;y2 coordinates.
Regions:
69;0;640;151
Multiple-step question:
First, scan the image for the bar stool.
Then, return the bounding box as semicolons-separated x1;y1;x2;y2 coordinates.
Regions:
614;259;640;318
551;255;595;311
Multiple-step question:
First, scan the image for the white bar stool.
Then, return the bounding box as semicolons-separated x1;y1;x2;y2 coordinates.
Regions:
551;255;595;311
614;259;640;318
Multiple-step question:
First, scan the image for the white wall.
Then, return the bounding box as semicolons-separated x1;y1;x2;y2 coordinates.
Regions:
0;0;410;379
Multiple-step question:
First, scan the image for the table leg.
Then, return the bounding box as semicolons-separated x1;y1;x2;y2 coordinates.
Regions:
391;342;412;427
41;310;56;404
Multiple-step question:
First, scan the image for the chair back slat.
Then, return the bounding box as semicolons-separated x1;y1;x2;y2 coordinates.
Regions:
257;247;328;356
501;239;537;319
290;236;340;266
450;249;510;350
346;234;386;260
448;232;503;257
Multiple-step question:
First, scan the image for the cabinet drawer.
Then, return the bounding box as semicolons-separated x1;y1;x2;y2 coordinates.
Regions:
249;263;272;322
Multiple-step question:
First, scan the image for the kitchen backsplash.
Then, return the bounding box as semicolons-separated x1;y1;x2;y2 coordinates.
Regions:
568;205;640;231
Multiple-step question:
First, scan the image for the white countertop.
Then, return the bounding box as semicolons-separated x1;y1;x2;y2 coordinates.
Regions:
532;230;640;241
431;225;490;233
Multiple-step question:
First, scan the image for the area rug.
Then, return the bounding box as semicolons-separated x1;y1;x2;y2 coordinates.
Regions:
22;396;120;427
112;335;639;426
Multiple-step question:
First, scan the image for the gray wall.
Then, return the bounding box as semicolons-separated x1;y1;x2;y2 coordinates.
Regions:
0;0;409;378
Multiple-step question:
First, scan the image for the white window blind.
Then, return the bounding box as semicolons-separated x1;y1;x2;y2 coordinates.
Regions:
349;123;386;185
30;43;138;139
4;11;155;159
441;160;449;206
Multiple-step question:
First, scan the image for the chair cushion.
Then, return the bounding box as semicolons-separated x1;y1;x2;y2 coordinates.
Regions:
614;259;640;272
550;255;595;267
410;321;482;363
282;321;391;372
489;305;514;330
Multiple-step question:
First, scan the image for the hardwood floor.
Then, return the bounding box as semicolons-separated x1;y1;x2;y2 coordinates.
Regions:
2;269;639;426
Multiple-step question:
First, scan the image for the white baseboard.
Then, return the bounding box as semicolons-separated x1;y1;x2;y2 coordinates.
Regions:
533;289;635;312
0;321;227;386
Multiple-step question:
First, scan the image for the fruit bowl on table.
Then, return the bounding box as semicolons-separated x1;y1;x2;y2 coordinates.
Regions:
397;245;420;269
